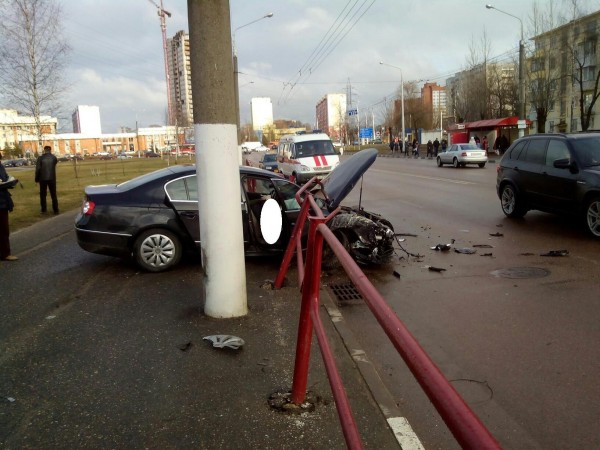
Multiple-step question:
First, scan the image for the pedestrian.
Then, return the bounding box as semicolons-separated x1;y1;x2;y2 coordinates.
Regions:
499;134;509;154
35;145;59;215
433;138;440;156
412;138;419;158
441;139;447;151
393;136;399;154
0;151;19;261
482;136;489;154
474;135;481;147
426;140;433;158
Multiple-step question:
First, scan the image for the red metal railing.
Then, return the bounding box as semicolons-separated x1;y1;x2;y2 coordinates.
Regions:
274;177;501;450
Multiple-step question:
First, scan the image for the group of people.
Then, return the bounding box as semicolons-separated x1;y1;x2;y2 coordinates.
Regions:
0;145;59;262
390;137;448;158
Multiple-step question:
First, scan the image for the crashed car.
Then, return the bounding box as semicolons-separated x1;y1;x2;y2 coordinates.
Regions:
74;149;394;272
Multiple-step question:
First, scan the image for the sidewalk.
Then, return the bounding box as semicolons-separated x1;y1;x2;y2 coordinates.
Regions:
4;211;400;449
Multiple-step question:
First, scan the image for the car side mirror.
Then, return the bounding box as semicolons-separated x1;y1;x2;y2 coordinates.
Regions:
554;158;578;174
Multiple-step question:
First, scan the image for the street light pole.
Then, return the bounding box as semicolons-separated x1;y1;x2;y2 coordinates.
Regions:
233;13;273;144
486;4;525;137
380;61;406;152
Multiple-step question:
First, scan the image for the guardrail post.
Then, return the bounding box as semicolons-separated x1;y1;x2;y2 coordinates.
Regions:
290;214;324;404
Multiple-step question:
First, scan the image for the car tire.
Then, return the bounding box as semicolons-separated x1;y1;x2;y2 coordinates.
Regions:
500;184;526;218
437;157;443;167
134;228;182;272
584;196;600;238
453;158;459;168
478;162;486;168
321;229;352;270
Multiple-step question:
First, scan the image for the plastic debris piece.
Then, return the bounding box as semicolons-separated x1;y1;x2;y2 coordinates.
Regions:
454;248;476;254
179;341;193;352
425;265;446;272
203;335;245;350
540;249;569;257
480;253;493;257
489;232;504;237
473;244;493;248
46;315;56;320
7;397;15;402
393;270;401;279
431;243;452;251
260;280;275;290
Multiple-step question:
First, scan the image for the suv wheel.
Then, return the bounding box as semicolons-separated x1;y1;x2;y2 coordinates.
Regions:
584;197;600;238
134;228;182;272
500;184;526;218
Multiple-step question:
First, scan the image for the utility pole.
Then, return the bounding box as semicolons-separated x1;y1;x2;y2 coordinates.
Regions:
148;0;173;126
187;0;247;318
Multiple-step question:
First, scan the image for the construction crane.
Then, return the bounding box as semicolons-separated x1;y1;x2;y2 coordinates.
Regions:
147;0;173;126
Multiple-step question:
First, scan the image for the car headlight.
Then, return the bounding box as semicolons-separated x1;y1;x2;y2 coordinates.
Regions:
299;165;311;172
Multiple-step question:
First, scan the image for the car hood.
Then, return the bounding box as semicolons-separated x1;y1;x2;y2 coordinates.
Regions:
319;148;377;212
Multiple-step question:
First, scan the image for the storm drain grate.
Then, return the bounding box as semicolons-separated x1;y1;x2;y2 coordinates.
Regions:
490;267;551;279
328;282;363;305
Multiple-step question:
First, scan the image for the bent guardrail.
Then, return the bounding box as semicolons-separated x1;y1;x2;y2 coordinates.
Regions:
274;176;501;450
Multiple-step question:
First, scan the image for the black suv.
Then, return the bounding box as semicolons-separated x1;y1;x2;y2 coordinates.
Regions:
496;132;600;237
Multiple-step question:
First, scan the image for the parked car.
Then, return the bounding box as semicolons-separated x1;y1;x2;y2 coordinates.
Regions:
117;154;133;159
75;149;395;272
144;151;160;158
496;132;600;237
258;152;279;172
437;143;487;168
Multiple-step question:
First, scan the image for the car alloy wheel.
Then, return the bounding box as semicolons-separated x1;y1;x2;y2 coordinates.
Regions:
134;228;182;272
437;157;443;167
453;158;459;168
500;184;526;218
584;197;600;238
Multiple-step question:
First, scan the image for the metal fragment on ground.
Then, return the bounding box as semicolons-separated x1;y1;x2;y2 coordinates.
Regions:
203;335;245;350
425;265;446;272
489;232;504;237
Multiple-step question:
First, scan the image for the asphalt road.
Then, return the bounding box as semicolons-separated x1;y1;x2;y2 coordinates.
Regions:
326;153;600;449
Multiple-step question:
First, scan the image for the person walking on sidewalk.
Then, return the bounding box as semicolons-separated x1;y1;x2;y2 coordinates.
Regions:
0;152;19;261
35;145;59;214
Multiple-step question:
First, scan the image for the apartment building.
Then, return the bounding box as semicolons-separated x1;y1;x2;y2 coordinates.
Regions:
529;10;600;133
315;93;347;142
421;82;447;128
72;105;102;134
0;109;57;154
167;30;193;126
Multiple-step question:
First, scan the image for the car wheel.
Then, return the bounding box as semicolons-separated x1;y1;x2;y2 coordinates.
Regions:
436;157;443;167
453;158;459;168
478;162;486;168
321;229;352;269
134;228;182;272
584;196;600;238
500;184;526;218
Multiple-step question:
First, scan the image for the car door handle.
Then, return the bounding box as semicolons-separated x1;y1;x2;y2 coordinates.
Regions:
180;212;197;219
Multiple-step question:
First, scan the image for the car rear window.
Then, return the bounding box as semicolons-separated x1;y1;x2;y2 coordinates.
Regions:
519;138;547;164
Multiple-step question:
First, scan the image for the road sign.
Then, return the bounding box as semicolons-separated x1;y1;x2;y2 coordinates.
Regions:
348;109;358;116
359;127;373;139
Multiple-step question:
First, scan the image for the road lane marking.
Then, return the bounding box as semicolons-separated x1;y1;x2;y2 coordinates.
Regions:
388;417;426;450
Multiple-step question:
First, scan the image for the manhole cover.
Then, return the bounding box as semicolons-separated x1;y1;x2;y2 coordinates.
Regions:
328;282;363;305
490;267;550;279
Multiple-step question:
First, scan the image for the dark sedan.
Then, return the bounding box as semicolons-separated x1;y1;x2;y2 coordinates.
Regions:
259;152;279;172
75;149;395;272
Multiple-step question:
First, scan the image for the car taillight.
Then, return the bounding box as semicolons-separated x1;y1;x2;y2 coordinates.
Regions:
82;199;95;215
461;152;468;156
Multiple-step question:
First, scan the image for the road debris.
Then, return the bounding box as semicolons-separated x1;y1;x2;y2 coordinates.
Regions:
454;248;477;254
393;270;401;279
489;232;504;237
480;253;494;257
425;265;446;272
473;244;494;248
203;335;245;350
540;249;569;257
179;341;193;352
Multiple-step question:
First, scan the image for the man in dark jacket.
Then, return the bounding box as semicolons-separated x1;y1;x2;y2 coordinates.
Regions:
0;152;19;261
35;145;59;214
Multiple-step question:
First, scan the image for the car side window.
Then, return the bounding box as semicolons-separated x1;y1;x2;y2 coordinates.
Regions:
273;179;301;211
545;140;570;166
165;175;197;201
509;141;527;160
519;139;547;164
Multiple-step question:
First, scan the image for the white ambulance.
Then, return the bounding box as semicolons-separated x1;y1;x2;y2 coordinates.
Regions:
276;131;340;184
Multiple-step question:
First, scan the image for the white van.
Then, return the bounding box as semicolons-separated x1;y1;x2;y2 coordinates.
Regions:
276;132;340;184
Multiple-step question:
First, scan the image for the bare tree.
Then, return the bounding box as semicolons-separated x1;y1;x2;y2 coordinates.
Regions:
571;27;600;131
0;0;70;154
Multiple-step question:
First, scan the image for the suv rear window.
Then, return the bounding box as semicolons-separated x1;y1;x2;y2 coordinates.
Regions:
571;137;600;167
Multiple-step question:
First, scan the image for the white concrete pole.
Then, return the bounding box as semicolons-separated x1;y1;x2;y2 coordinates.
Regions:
188;0;247;318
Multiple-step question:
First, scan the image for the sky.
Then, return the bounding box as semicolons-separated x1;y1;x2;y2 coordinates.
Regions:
56;0;599;133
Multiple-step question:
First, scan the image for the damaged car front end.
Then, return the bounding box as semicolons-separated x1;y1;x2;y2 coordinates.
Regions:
315;148;395;266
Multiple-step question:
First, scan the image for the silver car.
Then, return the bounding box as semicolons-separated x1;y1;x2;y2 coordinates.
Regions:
437;143;488;168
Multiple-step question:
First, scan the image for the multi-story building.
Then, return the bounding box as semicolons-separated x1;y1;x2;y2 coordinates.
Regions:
0;109;58;154
315;93;347;142
529;10;600;133
250;97;274;141
72;105;102;134
421;83;447;128
167;30;193;126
